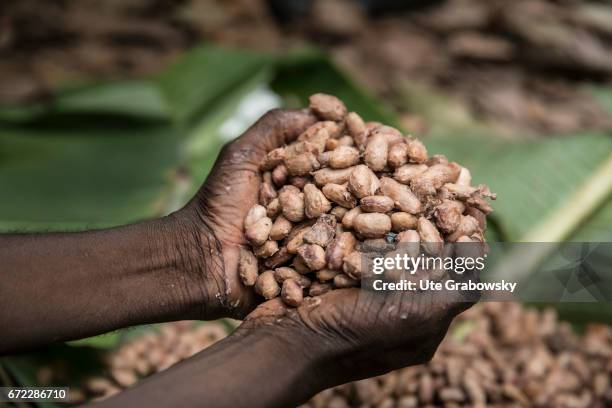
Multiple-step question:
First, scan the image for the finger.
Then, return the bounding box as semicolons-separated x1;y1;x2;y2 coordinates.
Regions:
228;108;317;163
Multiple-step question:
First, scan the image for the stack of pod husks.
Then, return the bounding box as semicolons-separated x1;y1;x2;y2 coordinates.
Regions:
240;94;496;307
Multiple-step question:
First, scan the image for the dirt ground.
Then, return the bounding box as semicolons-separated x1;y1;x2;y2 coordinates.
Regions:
2;0;612;135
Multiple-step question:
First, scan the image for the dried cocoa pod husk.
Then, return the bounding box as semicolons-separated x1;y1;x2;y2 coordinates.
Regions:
303;214;337;247
391;212;418;232
353;213;392;239
364;133;388;171
297;243;327;271
309;93;347;121
254;270;280;299
360;195;395;213
304;183;332;219
279;185;305;222
322;183;358;208
348;164;380;199
380;177;422;214
281;279;304;307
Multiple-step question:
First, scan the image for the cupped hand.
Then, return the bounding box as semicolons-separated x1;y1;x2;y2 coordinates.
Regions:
175;109;316;319
241;270;479;385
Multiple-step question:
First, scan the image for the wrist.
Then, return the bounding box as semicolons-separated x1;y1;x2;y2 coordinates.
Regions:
152;211;227;320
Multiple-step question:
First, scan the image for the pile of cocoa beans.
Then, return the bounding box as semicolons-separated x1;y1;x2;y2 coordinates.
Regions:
240;93;496;307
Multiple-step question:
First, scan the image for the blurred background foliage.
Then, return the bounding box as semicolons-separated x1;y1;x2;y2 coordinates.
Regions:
0;0;611;399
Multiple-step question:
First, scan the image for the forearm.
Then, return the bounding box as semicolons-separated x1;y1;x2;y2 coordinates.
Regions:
95;325;326;408
0;214;224;354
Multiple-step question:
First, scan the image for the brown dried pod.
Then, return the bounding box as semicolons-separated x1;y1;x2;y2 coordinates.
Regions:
411;163;461;197
244;204;267;230
388;143;410;168
245;216;272;246
274;267;311;288
253;240;279;258
270;215;292;241
272;164;289;187
434;200;465;234
328;146;360;169
281;279;304;307
391;212;418;232
322;183;358;208
266;198;281;218
279;185;305;222
316;269;340;282
417;217;444;255
353;213;392;238
341;206;362;229
343;251;364;279
330;206;348;221
364;133;388;171
360;195;395;213
380;177;422;214
309;93;347;121
313;167;354;186
309;282;332;297
254;270;281;299
406;139;428;163
304;214;337;247
304;183;332;219
348;164;380;199
333;273;359;288
260;147;286;171
393;164;428;185
326;231;357;270
297;244;327;271
239;248;259;287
